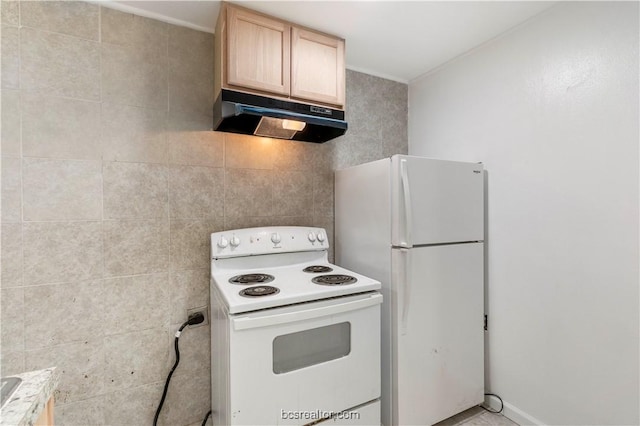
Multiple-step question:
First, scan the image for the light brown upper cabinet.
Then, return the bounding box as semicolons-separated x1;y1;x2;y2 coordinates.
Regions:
226;6;291;96
215;3;346;109
291;27;345;107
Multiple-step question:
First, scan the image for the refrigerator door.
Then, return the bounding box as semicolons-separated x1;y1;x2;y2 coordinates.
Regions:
391;155;484;247
390;243;484;426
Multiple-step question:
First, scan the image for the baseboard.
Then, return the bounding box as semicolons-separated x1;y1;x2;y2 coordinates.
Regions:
484;395;546;426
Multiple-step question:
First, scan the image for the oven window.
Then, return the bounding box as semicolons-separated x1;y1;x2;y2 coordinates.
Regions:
272;322;351;374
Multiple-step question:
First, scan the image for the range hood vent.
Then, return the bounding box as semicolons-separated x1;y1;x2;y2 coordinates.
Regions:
213;90;347;143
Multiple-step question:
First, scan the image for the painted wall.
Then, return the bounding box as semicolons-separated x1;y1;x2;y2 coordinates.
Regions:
408;2;639;425
0;2;408;425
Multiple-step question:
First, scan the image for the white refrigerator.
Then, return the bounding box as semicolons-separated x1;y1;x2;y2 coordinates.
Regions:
335;155;485;426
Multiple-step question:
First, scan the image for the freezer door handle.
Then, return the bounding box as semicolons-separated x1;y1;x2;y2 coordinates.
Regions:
398;248;411;335
399;158;413;248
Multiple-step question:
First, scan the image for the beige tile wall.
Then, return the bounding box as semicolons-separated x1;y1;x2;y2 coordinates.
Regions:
0;1;407;425
329;71;409;170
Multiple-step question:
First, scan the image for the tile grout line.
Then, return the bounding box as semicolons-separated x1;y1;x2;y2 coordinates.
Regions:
55;378;169;409
17;0;26;363
101;160;106;284
16;92;168;109
167;156;172;275
18;20;101;44
98;4;101;44
13;270;179;290
222;134;227;229
165;15;172;268
98;7;106;298
166;25;170;114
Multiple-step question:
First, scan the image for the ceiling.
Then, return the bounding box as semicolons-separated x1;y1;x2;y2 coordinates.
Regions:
104;1;556;83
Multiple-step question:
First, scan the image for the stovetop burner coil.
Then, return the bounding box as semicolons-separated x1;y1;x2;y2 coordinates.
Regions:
239;286;280;297
303;265;334;273
229;273;275;285
311;274;358;286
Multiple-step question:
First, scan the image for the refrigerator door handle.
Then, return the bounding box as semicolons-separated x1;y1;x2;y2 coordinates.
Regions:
399;248;411;335
400;158;413;247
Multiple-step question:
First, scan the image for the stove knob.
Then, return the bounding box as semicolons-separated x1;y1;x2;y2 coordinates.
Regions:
271;232;281;244
308;232;317;242
317;232;326;243
230;235;241;247
217;236;229;248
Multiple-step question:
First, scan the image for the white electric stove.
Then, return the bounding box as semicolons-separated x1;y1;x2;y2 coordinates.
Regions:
210;226;382;426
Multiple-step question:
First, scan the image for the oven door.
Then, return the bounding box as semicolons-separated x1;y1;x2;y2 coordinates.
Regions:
228;292;382;425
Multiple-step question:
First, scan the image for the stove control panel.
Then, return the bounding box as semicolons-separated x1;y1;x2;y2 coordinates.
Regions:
211;226;329;259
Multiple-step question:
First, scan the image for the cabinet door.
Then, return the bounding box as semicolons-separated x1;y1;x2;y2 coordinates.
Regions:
227;6;290;96
291;27;345;107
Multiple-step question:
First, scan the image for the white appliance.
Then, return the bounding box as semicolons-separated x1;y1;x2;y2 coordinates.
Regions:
335;155;485;426
210;226;383;426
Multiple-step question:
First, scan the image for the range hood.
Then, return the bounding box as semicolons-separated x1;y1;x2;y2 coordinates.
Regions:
213;89;347;143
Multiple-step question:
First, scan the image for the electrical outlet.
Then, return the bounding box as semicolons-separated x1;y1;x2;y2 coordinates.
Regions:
187;306;209;328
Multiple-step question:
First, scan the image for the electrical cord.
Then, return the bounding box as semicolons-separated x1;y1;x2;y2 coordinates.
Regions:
481;393;504;414
153;312;209;426
202;410;212;426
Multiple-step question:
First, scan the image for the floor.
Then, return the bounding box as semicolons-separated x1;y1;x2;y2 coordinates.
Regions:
435;406;519;426
186;406;518;426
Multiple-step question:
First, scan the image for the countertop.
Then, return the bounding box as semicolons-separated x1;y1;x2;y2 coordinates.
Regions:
0;368;59;426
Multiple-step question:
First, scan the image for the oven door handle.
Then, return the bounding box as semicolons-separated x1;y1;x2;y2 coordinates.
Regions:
232;293;382;331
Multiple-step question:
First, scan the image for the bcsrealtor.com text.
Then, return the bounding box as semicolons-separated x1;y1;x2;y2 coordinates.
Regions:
280;409;361;421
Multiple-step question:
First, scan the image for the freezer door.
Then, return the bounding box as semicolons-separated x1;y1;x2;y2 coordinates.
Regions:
391;155;484;247
391;243;484;426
